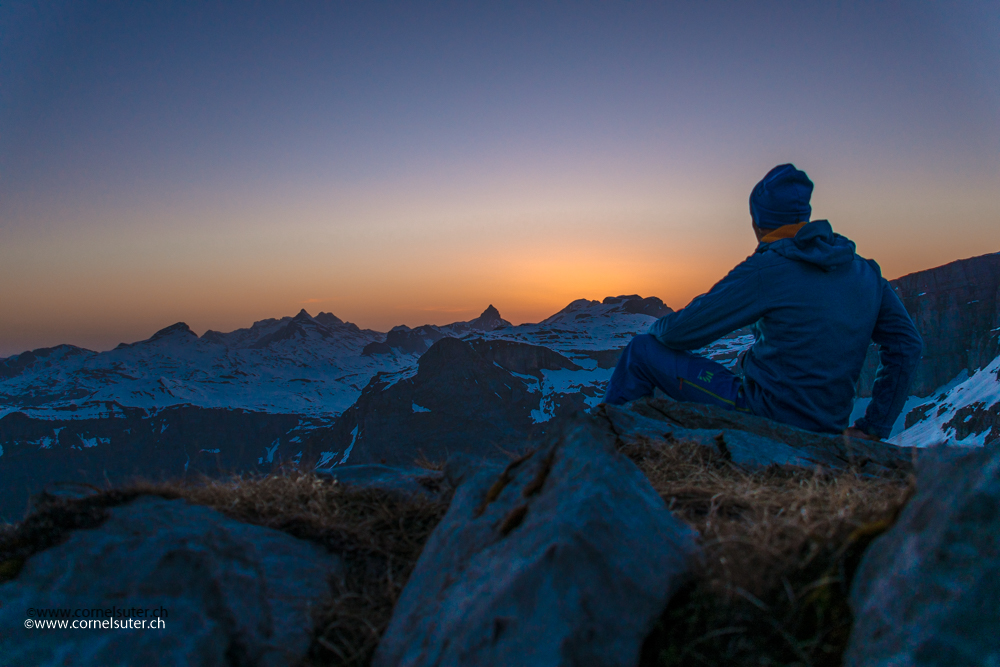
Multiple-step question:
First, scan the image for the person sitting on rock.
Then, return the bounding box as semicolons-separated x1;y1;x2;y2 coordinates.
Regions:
603;164;923;440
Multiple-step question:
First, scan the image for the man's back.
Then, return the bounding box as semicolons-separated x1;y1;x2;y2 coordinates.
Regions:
741;222;885;433
649;220;921;435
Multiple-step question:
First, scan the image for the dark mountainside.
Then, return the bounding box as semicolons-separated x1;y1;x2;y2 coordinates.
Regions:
858;252;1000;397
316;338;586;467
0;406;317;518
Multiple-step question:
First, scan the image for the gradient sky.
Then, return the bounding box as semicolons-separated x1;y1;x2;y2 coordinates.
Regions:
2;1;998;357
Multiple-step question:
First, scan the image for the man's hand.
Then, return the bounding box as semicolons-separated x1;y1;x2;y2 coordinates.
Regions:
843;426;882;442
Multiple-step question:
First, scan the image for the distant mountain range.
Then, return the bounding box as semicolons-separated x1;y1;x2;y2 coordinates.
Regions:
2;254;998;520
0;296;671;421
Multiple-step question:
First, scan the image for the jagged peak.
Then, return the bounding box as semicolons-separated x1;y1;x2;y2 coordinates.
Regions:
467;304;511;332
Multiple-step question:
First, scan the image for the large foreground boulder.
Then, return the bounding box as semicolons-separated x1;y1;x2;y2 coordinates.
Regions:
845;445;1000;666
373;417;698;667
0;495;343;666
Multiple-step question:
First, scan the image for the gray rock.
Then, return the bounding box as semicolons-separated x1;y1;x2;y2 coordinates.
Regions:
602;402;676;443
444;453;501;488
845;445;1000;666
316;463;445;498
688;427;838;469
602;397;914;474
0;495;342;667
373;416;698;667
603;401;836;468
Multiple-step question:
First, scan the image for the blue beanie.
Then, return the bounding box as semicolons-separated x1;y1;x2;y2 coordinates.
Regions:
749;164;813;229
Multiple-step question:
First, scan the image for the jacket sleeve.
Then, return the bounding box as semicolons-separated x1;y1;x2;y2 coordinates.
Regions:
853;280;923;439
648;258;767;350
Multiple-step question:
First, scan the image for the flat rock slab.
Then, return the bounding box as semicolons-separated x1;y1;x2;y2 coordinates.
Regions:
601;397;914;474
316;463;446;498
0;495;343;667
602;402;838;468
846;445;1000;666
373;416;699;667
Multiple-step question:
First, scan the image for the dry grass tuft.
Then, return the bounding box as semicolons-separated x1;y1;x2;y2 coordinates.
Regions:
622;435;912;667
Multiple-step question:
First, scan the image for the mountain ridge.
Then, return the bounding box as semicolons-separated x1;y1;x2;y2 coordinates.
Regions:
2;254;999;520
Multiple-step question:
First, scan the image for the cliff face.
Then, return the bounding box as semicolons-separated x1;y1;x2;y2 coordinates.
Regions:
894;253;1000;396
859;253;1000;398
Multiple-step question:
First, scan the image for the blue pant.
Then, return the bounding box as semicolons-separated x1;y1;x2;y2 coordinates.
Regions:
604;334;749;411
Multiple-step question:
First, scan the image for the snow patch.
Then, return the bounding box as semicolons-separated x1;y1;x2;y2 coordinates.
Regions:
339;426;358;465
200;448;221;454
891;355;1000;448
264;439;281;463
412;403;431;413
316;451;338;467
531;396;556;424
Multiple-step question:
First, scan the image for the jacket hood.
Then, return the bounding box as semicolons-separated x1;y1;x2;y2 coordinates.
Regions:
759;219;856;271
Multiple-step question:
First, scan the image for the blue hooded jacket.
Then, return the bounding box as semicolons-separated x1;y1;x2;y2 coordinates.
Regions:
648;220;922;437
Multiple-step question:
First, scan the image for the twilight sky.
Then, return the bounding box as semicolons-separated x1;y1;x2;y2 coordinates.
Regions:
2;1;998;357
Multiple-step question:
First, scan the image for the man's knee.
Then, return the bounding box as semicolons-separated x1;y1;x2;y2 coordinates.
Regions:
628;334;679;364
626;334;659;361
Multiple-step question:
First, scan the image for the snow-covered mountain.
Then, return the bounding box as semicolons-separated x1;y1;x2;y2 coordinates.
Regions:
0;310;406;420
0;295;678;518
0;297;677;422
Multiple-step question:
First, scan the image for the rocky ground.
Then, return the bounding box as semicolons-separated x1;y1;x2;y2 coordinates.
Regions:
4;397;995;666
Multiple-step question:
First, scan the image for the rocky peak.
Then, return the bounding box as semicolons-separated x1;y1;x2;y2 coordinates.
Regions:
248;310;339;349
148;322;197;343
467;304;511;332
554;299;602;316
384;326;444;356
611;295;673;318
313;312;345;327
